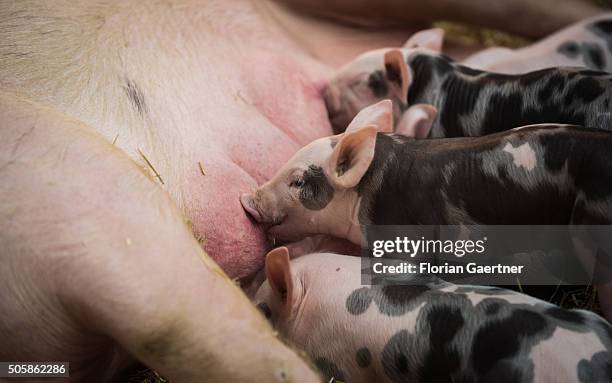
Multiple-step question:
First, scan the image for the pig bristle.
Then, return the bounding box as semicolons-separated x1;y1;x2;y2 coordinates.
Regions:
198;161;206;176
137;148;165;185
235;90;251;105
516;278;524;293
551;285;600;312
123;367;168;383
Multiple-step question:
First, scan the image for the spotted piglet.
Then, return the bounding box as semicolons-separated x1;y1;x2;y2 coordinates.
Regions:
256;247;612;383
240;100;612;318
464;13;612;74
324;33;612;136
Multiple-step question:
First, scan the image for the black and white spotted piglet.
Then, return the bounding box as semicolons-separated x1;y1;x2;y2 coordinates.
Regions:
463;13;612;74
324;36;612;136
240;100;612;319
256;247;612;383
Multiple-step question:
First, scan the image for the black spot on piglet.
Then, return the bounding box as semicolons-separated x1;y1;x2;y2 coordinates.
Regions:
556;40;606;70
471;309;548;375
346;284;432;317
578;351;612;383
368;70;389;98
315;357;346;382
484;302;501;315
558;41;581;58
582;42;606;71
377;284;431;316
545;306;585;325
299;165;334;211
346;287;373;315
356;347;372;368
571;77;605;103
419;305;464;382
589;20;612;53
382;330;414;383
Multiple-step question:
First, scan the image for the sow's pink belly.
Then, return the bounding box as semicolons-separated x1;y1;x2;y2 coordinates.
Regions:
182;54;333;281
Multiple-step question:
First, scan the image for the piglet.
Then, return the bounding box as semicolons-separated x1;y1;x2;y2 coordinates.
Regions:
256;247;612;383
463;13;612;74
324;32;612;136
240;100;612;318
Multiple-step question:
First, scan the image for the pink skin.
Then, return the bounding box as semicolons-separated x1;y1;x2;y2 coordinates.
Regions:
240;100;437;245
0;92;320;382
463;12;612;73
0;0;335;282
178;48;334;280
256;247;611;383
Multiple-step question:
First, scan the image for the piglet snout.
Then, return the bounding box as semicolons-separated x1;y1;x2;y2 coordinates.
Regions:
240;193;263;222
324;85;352;134
323;85;340;114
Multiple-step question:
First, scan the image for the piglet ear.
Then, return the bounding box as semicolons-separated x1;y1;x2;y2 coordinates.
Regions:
384;50;410;105
327;126;377;189
265;247;293;313
345;99;393;133
327;104;384;189
395;104;437;138
403;28;445;52
326;101;390;188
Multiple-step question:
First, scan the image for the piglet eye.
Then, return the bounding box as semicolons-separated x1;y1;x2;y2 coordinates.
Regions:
290;178;305;188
